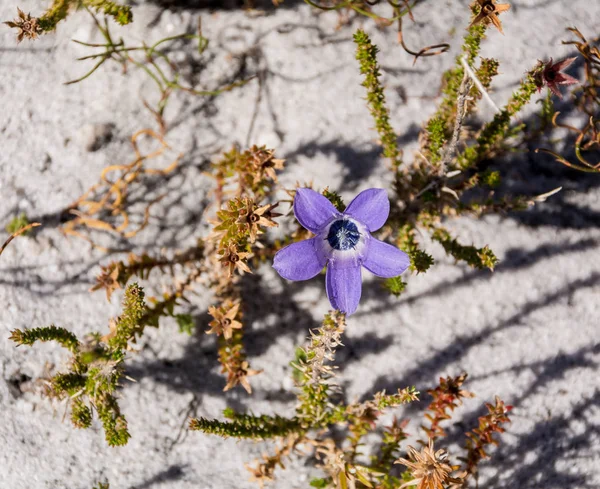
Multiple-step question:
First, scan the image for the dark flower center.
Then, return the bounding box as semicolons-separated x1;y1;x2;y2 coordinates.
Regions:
545;69;556;81
326;219;360;251
482;2;495;13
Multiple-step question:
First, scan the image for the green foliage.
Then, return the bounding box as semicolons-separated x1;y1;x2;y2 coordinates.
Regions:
5;2;553;483
107;283;146;353
396;226;434;274
425;21;486;155
192;311;421;487
51;372;87;395
10;325;80;353
476;58;500;89
5;213;30;234
457;69;539;169
371;418;408;488
290;346;308;384
322;188;346;212
176;314;195;335
9;283;150;446
432;228;498;270
354;29;401;167
96;393;130;446
374;387;419;409
482;170;501;188
37;0;132;33
295;311;347;427
462;22;486;66
85;0;132;25
426;117;446;165
410;248;435;274
190;411;302;439
71;398;93;429
36;0;69;31
538;92;555;127
383;276;406;296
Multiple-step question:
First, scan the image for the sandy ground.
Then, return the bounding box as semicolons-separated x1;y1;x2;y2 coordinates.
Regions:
1;0;599;488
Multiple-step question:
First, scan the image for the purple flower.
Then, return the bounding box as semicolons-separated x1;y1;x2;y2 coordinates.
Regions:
537;57;578;99
273;188;410;315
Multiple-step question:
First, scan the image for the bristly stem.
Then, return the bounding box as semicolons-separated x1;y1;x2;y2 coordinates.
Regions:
0;222;41;258
431;227;498;271
457;66;539;169
8;283;152;446
189;411;303;439
37;0;132;32
440;72;473;172
354;29;402;168
295;311;347;426
10;325;80;353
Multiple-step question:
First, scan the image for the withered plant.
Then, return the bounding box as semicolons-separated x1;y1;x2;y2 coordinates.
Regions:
536;28;600;173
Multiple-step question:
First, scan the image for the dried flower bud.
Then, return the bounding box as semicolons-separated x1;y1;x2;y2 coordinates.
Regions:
396;439;463;489
207;301;243;340
4;8;42;43
219;244;252;277
469;0;510;34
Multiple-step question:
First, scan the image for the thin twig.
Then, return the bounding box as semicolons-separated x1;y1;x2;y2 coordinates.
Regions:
440;72;473;171
460;55;500;114
397;12;450;65
0;223;41;258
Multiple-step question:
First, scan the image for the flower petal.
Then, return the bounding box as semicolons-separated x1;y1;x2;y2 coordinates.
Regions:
548;82;563;98
556;72;579;86
294;188;340;233
325;264;362;315
363;238;410;278
343;188;390;232
273;238;327;281
554;57;577;71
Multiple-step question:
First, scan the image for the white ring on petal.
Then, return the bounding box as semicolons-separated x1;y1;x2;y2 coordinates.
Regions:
316;217;370;270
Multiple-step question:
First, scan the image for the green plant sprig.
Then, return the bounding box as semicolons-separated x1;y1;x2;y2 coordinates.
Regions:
1;218;41;259
10;325;80;352
432;227;499;271
351;18;558;290
457;67;540;170
37;0;132;32
354;29;402;168
9;283;152;446
66;13;252;133
3;0;132;41
190;410;303;439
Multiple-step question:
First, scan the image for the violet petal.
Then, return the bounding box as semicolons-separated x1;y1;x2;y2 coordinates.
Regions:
294;188;340;233
363;238;410;278
554;56;577;71
343;188;390;232
273;238;327;281
325;264;362;315
557;72;579;85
